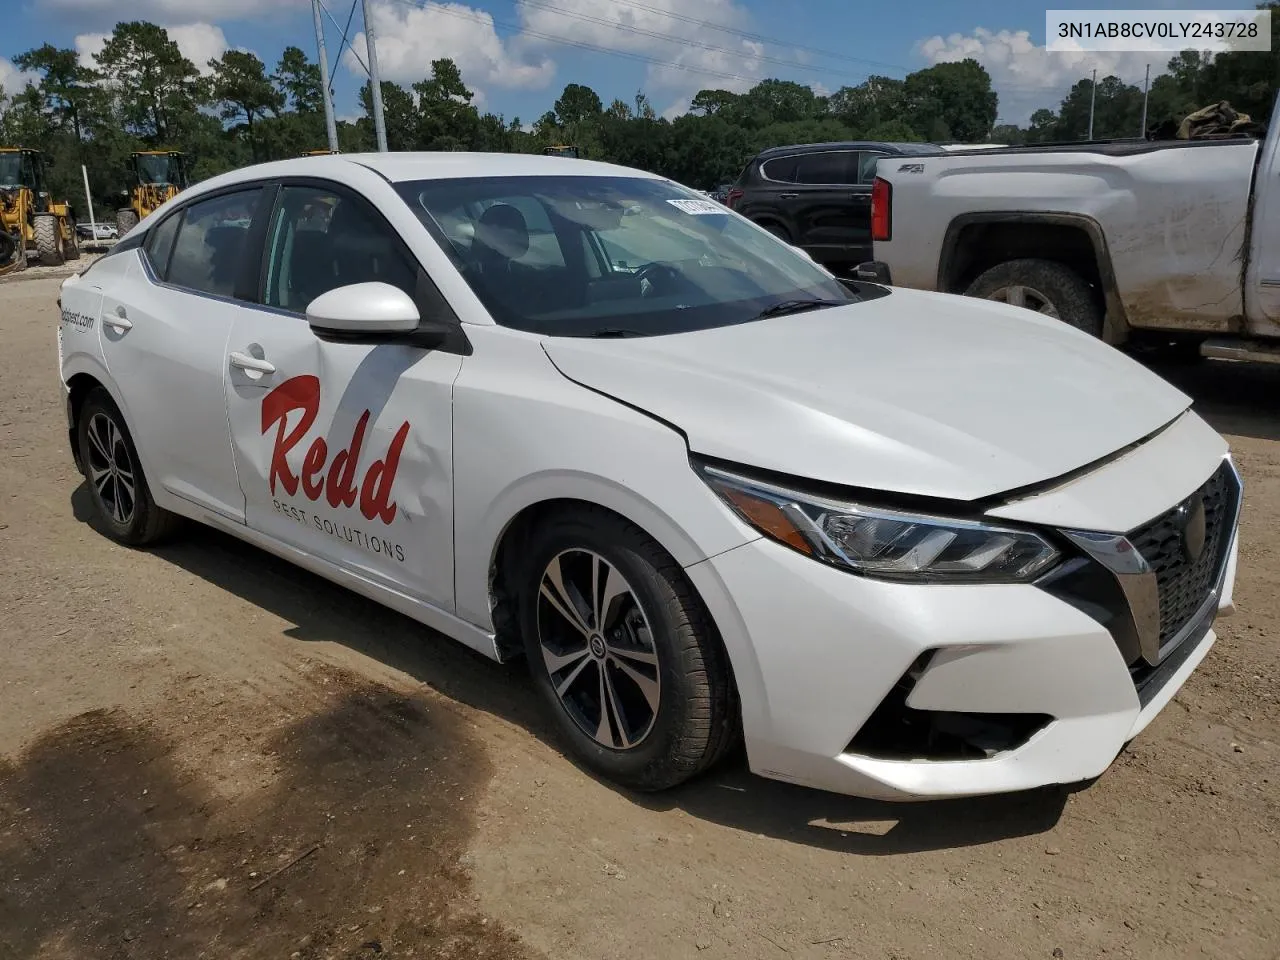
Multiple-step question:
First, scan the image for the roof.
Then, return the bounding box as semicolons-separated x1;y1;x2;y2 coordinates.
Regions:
193;152;661;192
754;141;946;158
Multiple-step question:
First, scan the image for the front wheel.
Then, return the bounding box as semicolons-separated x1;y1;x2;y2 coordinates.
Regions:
965;258;1102;337
33;214;64;267
77;388;182;546
758;220;792;243
519;507;739;791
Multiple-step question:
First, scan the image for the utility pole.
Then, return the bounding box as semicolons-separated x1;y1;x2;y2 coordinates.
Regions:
1087;68;1097;140
362;0;389;152
312;0;339;152
1140;63;1151;138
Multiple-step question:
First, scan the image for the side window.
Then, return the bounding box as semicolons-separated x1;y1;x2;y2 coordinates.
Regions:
166;188;263;298
263;185;418;313
143;213;181;279
794;152;857;185
760;156;797;183
857;151;887;184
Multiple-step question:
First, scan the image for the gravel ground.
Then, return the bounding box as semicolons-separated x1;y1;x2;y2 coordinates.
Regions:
1;275;1276;960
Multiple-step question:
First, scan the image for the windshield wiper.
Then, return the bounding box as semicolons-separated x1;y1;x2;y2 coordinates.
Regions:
588;328;648;338
753;298;846;320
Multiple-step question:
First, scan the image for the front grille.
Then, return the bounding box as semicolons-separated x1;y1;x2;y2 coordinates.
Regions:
1128;461;1236;649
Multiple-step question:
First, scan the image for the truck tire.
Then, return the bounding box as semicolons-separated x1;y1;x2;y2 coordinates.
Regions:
965;259;1102;337
757;220;792;243
34;214;65;267
116;209;139;237
63;224;81;261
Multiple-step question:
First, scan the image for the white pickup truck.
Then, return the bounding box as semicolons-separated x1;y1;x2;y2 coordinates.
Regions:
858;97;1280;362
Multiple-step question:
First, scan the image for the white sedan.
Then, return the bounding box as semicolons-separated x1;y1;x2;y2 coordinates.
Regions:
56;152;1241;800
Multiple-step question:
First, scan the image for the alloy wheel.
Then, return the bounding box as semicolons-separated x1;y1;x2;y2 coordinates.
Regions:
536;549;661;750
987;283;1060;318
85;411;136;526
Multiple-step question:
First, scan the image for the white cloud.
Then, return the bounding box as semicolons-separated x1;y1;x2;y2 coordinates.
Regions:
515;0;766;108
0;57;39;98
75;22;231;76
347;1;556;99
810;81;832;99
39;0;303;20
918;28;1162;125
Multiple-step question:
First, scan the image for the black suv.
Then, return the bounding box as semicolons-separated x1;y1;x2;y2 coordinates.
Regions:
727;140;945;266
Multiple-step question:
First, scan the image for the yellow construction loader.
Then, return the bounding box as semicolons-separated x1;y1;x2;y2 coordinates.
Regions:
116;150;188;236
0;147;79;274
542;145;580;158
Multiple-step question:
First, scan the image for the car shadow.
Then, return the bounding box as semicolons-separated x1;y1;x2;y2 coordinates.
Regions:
70;484;1070;855
1135;352;1280;443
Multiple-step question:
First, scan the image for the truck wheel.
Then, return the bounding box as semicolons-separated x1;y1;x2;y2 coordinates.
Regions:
63;225;81;261
965;259;1102;337
34;214;65;267
116;209;139;237
519;506;740;792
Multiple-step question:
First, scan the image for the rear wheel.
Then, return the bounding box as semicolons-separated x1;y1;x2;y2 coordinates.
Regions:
77;388;182;546
519;507;739;792
62;223;80;261
116;209;139;237
33;214;64;267
965;258;1102;337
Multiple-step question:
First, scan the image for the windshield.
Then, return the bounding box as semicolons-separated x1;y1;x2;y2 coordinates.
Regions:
137;154;176;185
395;175;859;337
0;154;23;188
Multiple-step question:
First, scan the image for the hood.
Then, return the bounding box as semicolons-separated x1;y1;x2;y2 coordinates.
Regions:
541;288;1191;502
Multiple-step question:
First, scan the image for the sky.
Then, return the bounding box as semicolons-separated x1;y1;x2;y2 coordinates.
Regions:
0;0;1263;128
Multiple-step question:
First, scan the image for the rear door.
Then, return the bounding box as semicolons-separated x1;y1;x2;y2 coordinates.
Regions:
97;185;269;523
222;179;463;612
790;150;864;261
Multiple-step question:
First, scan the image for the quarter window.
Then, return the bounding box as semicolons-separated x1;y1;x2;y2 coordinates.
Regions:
857;151;886;184
166;188;263;299
262;185;417;312
760;156;798;183
143;213;181;278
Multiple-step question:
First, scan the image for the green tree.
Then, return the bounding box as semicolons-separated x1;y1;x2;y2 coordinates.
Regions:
554;82;602;126
828;76;906;136
274;45;323;114
94;21;205;143
358;80;417;151
902;59;997;142
414;58;482;149
690;89;740;117
209;50;284;161
12;44;97;146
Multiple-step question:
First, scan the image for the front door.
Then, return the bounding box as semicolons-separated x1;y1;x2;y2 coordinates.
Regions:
222;181;462;611
98;186;267;522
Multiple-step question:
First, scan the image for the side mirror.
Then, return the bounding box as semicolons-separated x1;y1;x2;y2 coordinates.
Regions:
307;281;420;337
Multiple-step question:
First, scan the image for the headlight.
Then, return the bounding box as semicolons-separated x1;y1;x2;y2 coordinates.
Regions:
699;464;1059;583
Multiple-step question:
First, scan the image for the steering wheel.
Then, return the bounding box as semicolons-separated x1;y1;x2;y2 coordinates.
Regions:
634;261;679;296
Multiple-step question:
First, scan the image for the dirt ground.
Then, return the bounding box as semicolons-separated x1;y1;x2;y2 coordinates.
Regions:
1;275;1276;960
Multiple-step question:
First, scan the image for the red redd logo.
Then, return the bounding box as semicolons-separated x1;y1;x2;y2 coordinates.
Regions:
261;375;410;526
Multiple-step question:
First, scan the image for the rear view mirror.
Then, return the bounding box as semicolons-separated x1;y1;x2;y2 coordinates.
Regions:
307;282;419;337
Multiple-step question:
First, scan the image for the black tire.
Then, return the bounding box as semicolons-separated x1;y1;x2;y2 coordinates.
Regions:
965;258;1102;337
77;387;182;546
33;214;64;267
116;209;140;237
519;506;740;791
63;226;80;260
758;220;791;243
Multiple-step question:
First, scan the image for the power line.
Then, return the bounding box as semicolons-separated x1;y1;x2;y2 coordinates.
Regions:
599;0;910;75
382;0;791;86
516;0;901;84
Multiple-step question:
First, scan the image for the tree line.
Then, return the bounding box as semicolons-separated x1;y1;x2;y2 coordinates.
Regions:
1;4;1276;213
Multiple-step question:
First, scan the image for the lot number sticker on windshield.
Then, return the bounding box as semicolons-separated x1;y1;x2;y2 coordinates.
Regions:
666;198;726;215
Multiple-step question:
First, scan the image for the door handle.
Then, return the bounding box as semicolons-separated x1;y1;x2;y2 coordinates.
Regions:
104;305;132;331
229;351;276;375
778;192;800;200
